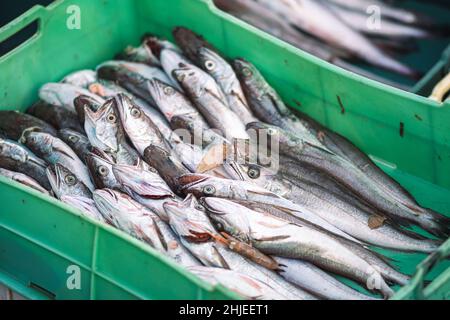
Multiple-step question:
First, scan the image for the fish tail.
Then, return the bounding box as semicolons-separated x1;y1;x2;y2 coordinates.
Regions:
422;210;450;240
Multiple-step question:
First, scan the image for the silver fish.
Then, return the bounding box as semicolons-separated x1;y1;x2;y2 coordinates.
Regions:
188;266;287;300
203;197;394;298
197;47;257;125
164;195;316;300
62;70;97;88
23;131;94;191
173;62;249;140
0;167;50;195
60;195;106;223
46;163;92;199
85;149;122;190
58;129;92;164
160;48;192;90
0;137;50;190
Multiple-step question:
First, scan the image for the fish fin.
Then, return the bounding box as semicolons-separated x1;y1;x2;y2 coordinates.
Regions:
368;215;387;229
424;210;450;239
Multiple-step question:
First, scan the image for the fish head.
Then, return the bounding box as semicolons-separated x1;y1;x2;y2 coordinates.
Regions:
46;163;91;198
22;131;54;157
147;78;183;120
197;47;229;80
112;162;174;199
233;58;261;87
83;99;120;152
58;129;89;148
201;197;252;242
0;138;29;164
164;194;217;242
160;48;190;76
172;63;206;97
178;173;232;198
85;151;117;189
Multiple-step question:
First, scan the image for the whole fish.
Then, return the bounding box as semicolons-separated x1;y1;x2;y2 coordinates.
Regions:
197;47;257;125
28;101;84;133
0;137;51;190
256;0;418;77
39;82;104;112
114;94;171;156
173;62;249;140
233;59;321;145
93;189;168;253
241;162;439;252
60;195;106;223
58;129;92;164
46;163;92;199
85;149;122;190
164;195;316;300
274;257;377;300
61;69;97;88
83;98;140;165
188;266;287;300
0;168;50;195
0;110;57;141
112;161;176;222
178;173;358;242
249;122;450;238
202;197;394;298
23;131;94;191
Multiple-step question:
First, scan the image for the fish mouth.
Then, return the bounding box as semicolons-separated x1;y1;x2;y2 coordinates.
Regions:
199;197;227;216
178;174;209;189
147;79;164;101
46;165;59;194
93;188;118;207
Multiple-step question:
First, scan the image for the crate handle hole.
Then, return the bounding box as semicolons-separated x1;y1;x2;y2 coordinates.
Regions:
0;20;39;58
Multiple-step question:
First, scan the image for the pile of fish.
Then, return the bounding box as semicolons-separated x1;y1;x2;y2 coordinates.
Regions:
1;26;449;300
215;0;450;87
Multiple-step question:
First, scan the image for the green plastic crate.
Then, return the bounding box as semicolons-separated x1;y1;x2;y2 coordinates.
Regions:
0;0;449;300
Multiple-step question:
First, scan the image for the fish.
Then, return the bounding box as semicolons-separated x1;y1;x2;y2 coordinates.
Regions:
83;98;141;165
252;122;450;238
58;129;92;164
46;163;92;199
233;59;322;145
197;47;258;125
23;131;94;191
255;0;418;78
188;266;287;300
159;48;193;91
39;82;104;112
143;145;190;195
172;27;217;64
178;173;358;242
113;94;171;156
85;149;122;190
0;110;58;141
112;161;176;222
73;94;105;126
60;195;106;223
96;60;180;104
27;101;84;133
164;194;316;300
202;197;394;298
0;137;51;190
93;189;168;253
61;69;97;88
274;257;378;300
173;62;249;140
0;168;51;195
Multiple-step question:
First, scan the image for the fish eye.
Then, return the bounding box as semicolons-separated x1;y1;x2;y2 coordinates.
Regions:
98;165;109;176
64;174;77;186
68;135;79;143
205;60;215;71
195;204;205;211
242;67;252;78
107;113;117;123
130;107;141;118
163;86;174;95
267;128;277;136
247;167;260;179
215;221;224;230
203;185;216;195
